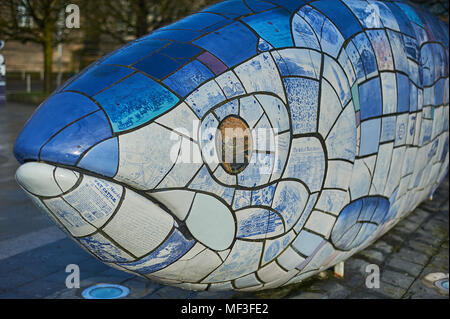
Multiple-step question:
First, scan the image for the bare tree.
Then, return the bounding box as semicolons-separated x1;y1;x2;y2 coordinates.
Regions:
0;0;78;92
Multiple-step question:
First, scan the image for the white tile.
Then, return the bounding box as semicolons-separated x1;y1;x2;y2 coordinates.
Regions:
186;193;235;251
149;190;195;221
16;162;62;197
103;189;174;257
63;175;123;228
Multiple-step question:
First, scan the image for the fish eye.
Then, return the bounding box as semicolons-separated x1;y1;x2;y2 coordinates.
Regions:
216;115;253;175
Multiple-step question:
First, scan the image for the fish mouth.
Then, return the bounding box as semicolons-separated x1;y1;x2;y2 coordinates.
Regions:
15;161;193;266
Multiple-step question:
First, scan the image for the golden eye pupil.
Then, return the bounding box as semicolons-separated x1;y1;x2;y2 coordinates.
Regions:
216;116;253;175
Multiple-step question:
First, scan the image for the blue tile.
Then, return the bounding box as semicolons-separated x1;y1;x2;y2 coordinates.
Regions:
371;197;390;225
403;35;418;61
214;100;239;120
96;73;179;132
158;42;203;59
264;0;306;12
359;118;381;156
284;77;319;134
101;39;170;65
312;0;362;39
202;0;252;18
64;64;134;96
245;0;277;12
144;29;203;42
160;12;226;31
359;197;378;221
331;200;362;242
252;184;276;206
258;38;273;52
40;111;112;166
78;138;119;177
434;78;445;106
292;230;323;256
352;33;378;77
163;60;214;97
397;73;410;113
331;196;388;250
119;229;194;274
237;209;271;239
133;53;183;79
345;41;365;81
291;13;320;50
395;3;423;27
193;22;258;67
200;20;234;34
385;2;415;37
233;189;252;210
381;116;396;142
352;223;378;248
272;181;309;228
14;92;99;164
242;8;293;48
359;77;382;121
79;233;130;263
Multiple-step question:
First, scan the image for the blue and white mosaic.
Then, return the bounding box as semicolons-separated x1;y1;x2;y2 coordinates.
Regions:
14;0;449;292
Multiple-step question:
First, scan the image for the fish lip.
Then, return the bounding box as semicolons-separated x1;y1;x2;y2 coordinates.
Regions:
16;160;182;225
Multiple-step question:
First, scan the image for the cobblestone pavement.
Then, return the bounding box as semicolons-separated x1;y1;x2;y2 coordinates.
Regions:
0;102;448;299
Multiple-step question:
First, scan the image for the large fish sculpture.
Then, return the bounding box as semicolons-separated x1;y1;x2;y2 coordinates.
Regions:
13;0;449;292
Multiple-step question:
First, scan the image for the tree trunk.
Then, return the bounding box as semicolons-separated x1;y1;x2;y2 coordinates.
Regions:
42;27;53;93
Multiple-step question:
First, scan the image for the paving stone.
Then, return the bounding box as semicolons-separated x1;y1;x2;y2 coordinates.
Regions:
403;279;448;299
121;277;161;299
380;233;406;248
0;291;33;299
357;249;385;264
386;257;424;277
77;258;111;275
394;220;420;233
404;209;430;225
377;281;407;299
420;198;445;212
372;241;394;255
381;269;415;290
45;288;82;299
0;269;34;291
422;261;449;275
339;258;373;289
396;248;430;266
318;281;352;299
14;279;66;298
407;240;439;256
96;267;135;282
410;232;445;247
